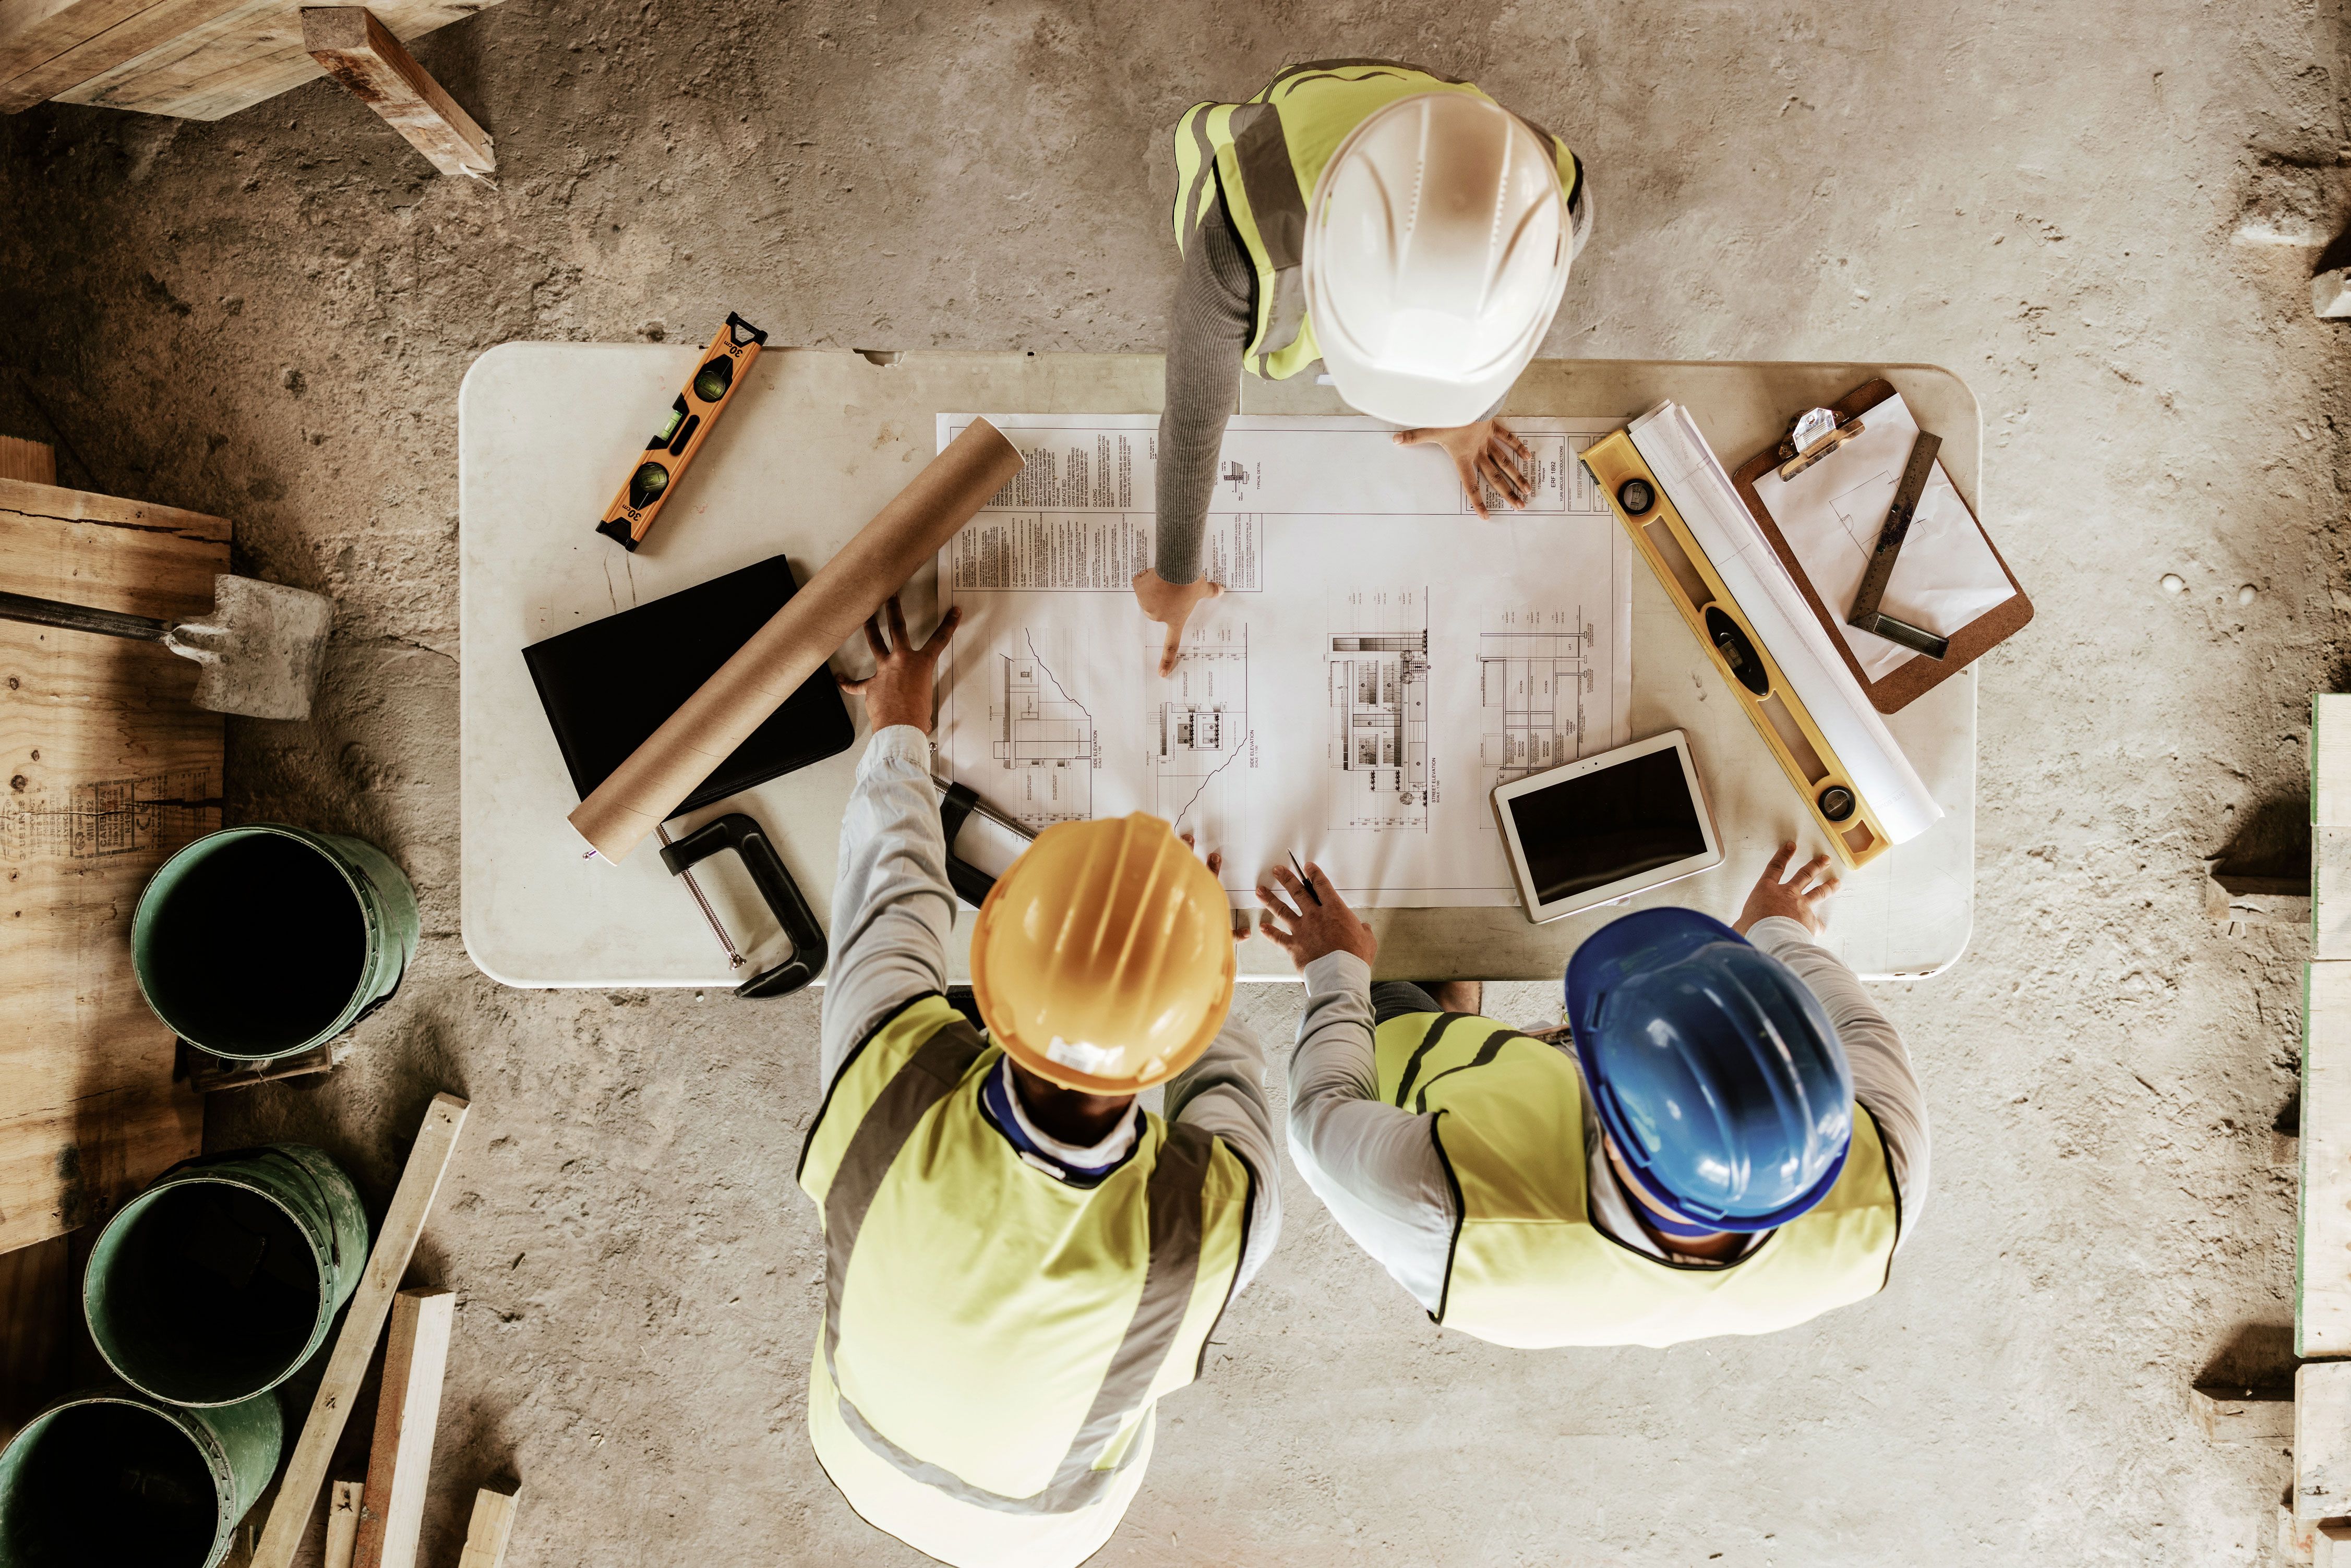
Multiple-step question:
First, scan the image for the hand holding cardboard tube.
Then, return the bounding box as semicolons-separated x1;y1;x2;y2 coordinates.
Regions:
567;417;1025;861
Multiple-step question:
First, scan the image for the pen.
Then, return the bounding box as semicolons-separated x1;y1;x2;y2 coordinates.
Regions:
1289;851;1323;906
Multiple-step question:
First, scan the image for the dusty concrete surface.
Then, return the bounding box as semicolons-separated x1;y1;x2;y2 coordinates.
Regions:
3;1;2346;1562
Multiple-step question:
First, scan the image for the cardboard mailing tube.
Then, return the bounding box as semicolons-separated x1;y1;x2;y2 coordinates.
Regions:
568;417;1025;861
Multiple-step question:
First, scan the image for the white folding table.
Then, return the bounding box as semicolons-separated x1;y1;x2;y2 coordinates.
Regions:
459;348;1977;987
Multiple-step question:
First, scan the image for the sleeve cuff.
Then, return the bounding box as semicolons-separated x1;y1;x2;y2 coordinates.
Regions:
1303;950;1372;999
860;724;934;776
1745;916;1820;957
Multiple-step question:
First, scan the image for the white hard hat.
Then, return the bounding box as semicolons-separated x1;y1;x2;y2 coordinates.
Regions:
1304;92;1571;429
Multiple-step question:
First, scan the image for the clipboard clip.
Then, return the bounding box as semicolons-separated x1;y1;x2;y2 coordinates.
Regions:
1775;406;1866;481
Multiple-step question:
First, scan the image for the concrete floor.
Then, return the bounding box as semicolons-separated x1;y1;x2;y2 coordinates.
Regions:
3;1;2344;1562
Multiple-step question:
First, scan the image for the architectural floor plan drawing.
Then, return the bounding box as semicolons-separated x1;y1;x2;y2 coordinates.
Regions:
978;628;1096;828
935;413;1633;907
1327;588;1432;833
1477;614;1604;815
1149;621;1253;841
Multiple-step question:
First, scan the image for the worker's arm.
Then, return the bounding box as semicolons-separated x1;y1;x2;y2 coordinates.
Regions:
1163;1010;1284;1294
1260;862;1458;1312
1134;199;1253;674
818;599;961;1091
1736;846;1931;1247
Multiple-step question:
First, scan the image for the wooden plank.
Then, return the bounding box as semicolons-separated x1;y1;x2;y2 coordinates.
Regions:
2322;829;2351;960
0;0;174;101
456;1486;520;1568
353;1286;454;1568
2322;694;2351;828
2302;1359;2351;1521
0;478;223;1255
2308;963;2351;1356
0;1232;74;1439
251;1093;467;1568
323;1480;362;1568
0;439;53;486
301;7;488;177
0;0;242;111
44;0;494;120
2189;1382;2297;1441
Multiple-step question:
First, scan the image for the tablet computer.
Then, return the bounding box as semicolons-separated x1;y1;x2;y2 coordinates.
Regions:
1490;731;1723;923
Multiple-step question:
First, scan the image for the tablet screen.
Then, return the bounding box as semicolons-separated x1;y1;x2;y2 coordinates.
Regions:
1505;747;1710;906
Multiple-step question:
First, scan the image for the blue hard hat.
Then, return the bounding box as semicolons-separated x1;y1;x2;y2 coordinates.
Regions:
1565;907;1853;1233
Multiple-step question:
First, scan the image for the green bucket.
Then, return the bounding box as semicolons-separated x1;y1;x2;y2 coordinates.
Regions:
133;823;418;1062
83;1144;370;1407
0;1384;281;1568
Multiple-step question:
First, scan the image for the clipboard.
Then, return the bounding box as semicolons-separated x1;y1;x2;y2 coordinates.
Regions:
1730;378;2032;713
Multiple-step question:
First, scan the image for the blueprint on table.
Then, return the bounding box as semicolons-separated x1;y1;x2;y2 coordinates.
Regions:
934;413;1634;908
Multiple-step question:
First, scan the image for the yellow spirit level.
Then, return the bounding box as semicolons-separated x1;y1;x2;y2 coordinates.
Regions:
596;312;769;551
1585;428;1897;869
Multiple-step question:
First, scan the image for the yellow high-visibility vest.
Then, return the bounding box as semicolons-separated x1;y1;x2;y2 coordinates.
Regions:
797;994;1253;1568
1373;1011;1899;1350
1171;59;1585;382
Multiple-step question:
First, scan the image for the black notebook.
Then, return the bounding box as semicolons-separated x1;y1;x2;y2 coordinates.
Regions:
523;555;855;819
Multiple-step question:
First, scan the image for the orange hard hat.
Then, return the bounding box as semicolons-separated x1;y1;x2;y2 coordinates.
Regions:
969;812;1237;1093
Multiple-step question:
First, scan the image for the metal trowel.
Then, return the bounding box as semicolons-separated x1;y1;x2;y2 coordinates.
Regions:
0;573;334;720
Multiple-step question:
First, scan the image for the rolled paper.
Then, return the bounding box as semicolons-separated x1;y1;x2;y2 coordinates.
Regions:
568;417;1025;861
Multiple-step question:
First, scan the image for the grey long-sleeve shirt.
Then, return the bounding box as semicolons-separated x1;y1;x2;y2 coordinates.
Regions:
817;724;1282;1291
1154;175;1595;586
1285;917;1929;1313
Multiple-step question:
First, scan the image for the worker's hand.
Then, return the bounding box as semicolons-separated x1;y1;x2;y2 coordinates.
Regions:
837;595;959;735
1394;419;1532;521
1133;568;1226;677
1256;860;1377;970
1735;842;1838;938
1180;831;1246;944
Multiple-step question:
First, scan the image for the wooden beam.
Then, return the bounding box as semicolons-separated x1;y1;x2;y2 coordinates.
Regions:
2306;964;2351;1356
0;438;52;486
2322;1521;2351;1568
2322;695;2351;827
2302;1360;2351;1521
299;7;488;178
249;1093;468;1568
2188;1382;2296;1441
0;0;242;112
323;1480;362;1568
353;1287;454;1568
456;1486;521;1568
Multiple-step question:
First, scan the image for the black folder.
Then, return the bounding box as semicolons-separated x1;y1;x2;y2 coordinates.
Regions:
522;555;854;818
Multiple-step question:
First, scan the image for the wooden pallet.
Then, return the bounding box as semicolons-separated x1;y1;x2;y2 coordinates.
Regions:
0;466;221;1256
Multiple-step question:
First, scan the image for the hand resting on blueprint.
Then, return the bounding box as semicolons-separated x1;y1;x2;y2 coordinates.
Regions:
1393;418;1532;521
836;595;960;735
1256;860;1378;969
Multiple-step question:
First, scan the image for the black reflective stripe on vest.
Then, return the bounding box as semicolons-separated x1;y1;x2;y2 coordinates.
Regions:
1176;103;1221;245
1225;101;1309;374
822;1021;1219;1516
1389;1012;1467;1109
1409;1027;1522;1113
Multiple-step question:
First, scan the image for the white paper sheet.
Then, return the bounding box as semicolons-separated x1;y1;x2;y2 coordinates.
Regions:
1749;392;2012;681
934;414;1634;908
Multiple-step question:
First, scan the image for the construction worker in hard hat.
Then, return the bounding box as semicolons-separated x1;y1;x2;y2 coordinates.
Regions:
803;593;1280;1568
1135;60;1592;672
1257;845;1927;1349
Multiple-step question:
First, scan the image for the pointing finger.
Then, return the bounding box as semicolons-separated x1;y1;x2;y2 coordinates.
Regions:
1160;618;1185;677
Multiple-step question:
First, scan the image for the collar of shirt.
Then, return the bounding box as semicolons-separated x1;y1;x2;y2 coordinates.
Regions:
1572;1058;1766;1267
978;1056;1141;1187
